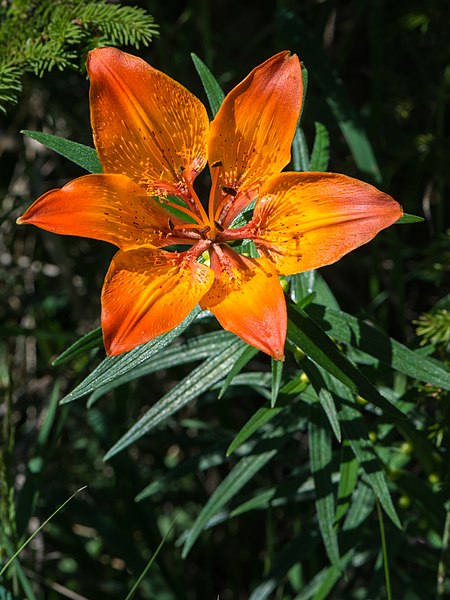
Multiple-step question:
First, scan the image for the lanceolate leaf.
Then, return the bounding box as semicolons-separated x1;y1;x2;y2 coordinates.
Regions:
87;330;236;406
226;376;308;456
182;404;305;558
305;303;450;391
396;213;424;224
309;122;330;171
292;126;310;171
218;344;259;399
22;130;102;173
339;400;400;528
52;327;102;365
287;302;406;421
104;337;245;460
308;404;340;568
301;358;341;442
136;442;237;502
271;358;284;407
248;527;320;600
182;448;279;558
61;306;202;403
191;53;225;117
335;442;359;525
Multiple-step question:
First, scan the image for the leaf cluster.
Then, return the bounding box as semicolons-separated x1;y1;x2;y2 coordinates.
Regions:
0;0;158;113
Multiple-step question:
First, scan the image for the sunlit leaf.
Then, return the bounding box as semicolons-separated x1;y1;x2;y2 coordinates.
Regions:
191;53;224;117
104;337;245;460
61;307;202;403
22;130;102;173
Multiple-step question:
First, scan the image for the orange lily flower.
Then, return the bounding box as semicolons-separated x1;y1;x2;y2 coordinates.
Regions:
17;48;402;360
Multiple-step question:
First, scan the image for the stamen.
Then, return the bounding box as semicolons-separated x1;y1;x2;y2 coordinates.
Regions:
183;176;209;226
208;164;222;235
160;199;204;225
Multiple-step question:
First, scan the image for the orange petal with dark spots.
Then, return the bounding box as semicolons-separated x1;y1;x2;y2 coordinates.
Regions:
252;172;403;275
17;174;181;250
208;51;302;226
87;47;209;196
200;245;286;360
102;248;214;355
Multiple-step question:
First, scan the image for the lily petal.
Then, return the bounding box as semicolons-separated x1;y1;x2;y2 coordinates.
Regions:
87;47;209;195
17;174;181;250
208;51;302;225
102;248;214;355
252;172;403;275
200;245;286;360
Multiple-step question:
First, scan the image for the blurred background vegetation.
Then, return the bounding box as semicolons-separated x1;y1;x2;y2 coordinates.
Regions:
1;0;449;598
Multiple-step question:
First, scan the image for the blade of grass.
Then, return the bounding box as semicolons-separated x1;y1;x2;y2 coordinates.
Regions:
124;519;176;600
0;486;87;577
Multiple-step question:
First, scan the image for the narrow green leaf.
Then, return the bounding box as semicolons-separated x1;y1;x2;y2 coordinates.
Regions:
301;358;341;442
339;400;400;528
292;127;310;171
88;330;235;406
305;303;450;391
271;358;284;407
248;527;320;600
182;448;279;558
334;442;359;525
229;464;311;517
218;344;259;399
287;301;406;421
124;520;176;600
61;307;202;403
52;327;102;365
294;550;354;600
299;64;309;122
226;405;285;457
396;213;425;224
136;442;235;502
104;337;244;460
309;404;340;568
226;376;308;456
0;486;87;577
191;53;225;117
309;122;330;171
182;403;306;557
22;130;102;173
342;481;375;531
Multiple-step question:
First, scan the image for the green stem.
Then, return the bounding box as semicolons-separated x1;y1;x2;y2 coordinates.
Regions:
437;504;450;599
376;498;392;600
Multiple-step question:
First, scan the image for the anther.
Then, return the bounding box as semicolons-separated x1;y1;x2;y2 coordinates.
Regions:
221;186;237;197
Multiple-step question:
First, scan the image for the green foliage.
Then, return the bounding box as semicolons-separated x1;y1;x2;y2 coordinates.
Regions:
0;0;158;113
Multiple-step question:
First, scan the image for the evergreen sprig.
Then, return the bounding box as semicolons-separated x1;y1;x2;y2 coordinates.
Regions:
0;0;159;114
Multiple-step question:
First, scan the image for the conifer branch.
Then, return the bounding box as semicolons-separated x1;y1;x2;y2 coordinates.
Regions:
0;0;159;114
